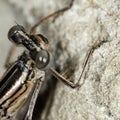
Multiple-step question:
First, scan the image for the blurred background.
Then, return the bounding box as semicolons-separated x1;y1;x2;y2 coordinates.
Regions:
0;1;15;76
0;1;25;76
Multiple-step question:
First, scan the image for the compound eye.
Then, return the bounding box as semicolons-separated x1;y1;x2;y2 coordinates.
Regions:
8;25;25;44
35;50;50;69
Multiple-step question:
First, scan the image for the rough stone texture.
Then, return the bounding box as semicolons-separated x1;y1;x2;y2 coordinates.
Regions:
3;0;120;120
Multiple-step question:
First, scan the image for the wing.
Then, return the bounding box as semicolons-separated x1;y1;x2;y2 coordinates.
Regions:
0;59;45;120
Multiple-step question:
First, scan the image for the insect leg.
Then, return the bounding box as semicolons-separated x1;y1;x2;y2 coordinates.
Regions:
25;74;45;120
49;48;94;88
30;0;74;34
4;45;16;68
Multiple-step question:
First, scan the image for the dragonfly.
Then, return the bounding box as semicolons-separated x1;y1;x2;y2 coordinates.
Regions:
0;0;94;120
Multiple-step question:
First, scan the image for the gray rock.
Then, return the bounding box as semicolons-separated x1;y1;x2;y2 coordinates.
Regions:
2;0;120;119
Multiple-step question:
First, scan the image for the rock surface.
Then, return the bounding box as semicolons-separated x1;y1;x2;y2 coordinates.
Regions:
2;0;120;120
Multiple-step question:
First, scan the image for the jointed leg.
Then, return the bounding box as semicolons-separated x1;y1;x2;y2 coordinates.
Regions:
30;0;74;34
25;76;44;120
30;0;94;34
49;48;94;88
4;45;16;68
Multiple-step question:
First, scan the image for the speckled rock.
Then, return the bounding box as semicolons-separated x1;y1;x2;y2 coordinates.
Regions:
3;0;120;120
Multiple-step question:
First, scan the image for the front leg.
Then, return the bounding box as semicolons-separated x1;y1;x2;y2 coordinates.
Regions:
49;48;94;88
